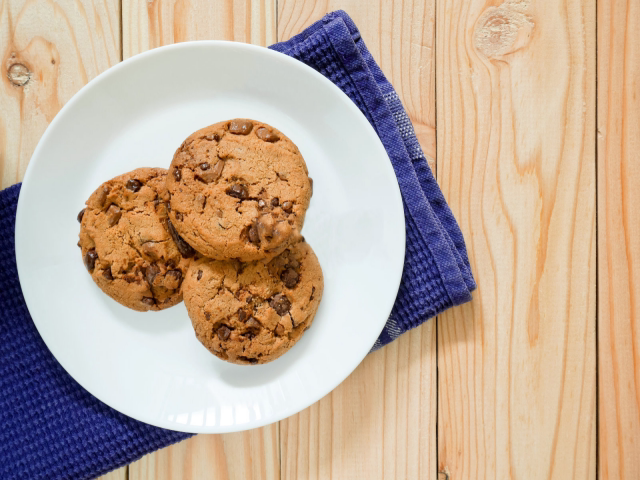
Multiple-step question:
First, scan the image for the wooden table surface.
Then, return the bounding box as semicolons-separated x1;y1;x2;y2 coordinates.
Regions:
1;0;638;479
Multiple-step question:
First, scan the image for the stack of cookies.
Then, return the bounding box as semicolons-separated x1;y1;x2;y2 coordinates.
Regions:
78;119;324;365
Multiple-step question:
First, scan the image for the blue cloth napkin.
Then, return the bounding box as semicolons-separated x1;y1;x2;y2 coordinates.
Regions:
0;11;474;479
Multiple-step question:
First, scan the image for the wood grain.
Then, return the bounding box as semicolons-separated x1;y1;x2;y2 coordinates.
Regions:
436;0;596;478
129;428;279;479
123;1;279;478
123;0;276;59
0;0;120;188
597;1;640;478
277;1;437;478
278;0;436;171
98;466;128;480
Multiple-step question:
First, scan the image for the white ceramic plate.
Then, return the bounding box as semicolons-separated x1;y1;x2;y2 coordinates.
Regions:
15;41;405;433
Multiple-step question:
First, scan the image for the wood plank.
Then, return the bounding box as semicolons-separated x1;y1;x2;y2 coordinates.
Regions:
278;0;436;169
597;1;640;478
98;466;128;480
277;1;437;478
436;0;596;478
0;1;120;472
0;0;120;188
123;0;276;59
123;1;279;478
129;429;279;480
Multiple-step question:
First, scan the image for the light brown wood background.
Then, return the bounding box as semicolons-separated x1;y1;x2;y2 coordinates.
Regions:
0;0;637;479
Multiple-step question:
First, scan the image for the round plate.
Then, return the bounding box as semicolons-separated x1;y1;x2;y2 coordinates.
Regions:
15;41;405;433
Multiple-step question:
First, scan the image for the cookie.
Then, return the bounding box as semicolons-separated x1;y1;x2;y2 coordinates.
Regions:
167;119;313;261
183;241;324;364
78;168;194;311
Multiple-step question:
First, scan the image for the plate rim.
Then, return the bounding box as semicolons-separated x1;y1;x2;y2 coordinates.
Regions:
15;40;406;433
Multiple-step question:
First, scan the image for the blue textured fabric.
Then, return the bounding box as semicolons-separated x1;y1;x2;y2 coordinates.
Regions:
0;184;192;479
0;11;474;479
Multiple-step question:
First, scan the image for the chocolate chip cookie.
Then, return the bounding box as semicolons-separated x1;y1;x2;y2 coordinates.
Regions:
183;240;323;364
167;119;313;261
78;168;194;311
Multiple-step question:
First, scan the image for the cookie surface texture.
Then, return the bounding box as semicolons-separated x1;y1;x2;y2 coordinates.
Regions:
183;241;324;365
78;167;193;311
167;119;312;261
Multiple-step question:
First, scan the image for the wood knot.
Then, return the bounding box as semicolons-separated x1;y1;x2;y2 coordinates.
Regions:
7;63;31;87
474;1;534;59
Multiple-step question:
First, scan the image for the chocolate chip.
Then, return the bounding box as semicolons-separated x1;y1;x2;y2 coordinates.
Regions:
102;267;113;280
275;324;285;336
77;208;85;223
206;132;221;141
255;127;280;142
197;159;225;184
197;270;203;280
248;224;260;245
195;171;216;184
256;214;275;240
166;219;196;258
212;159;225;179
271;221;292;244
227;184;249;200
245;317;261;339
173;168;181;181
228;119;253;135
205;312;211;320
165;269;182;290
175;212;184;222
309;177;313;195
271;197;279;207
195;193;206;211
281;268;299;288
126;179;142;192
238;309;248;322
258;199;266;209
84;249;98;272
142;241;162;260
106;204;122;227
282;201;293;213
246;317;260;329
269;293;291;316
238;356;259;364
142;297;155;306
246;295;253;303
146;264;160;286
217;325;231;341
96;186;109;207
288;259;300;269
310;286;316;301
